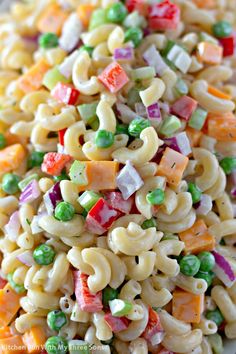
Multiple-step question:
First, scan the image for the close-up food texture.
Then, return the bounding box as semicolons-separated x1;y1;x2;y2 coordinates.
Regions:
0;0;235;353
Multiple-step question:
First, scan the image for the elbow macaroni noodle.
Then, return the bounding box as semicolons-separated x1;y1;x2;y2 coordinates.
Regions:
0;0;235;352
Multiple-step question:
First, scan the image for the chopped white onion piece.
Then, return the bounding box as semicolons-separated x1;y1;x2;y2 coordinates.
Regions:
143;45;168;76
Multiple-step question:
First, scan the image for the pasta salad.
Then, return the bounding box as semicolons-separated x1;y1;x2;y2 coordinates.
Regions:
0;0;235;353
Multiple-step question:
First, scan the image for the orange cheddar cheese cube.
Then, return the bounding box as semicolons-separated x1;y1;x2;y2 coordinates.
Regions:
0;284;22;327
172;289;204;323
0;335;25;354
186;127;203;147
0;144;25;177
157;147;189;186
179;219;215;254
207;115;236;142
23;327;46;354
0;327;13;340
78;161;119;192
77;4;96;27
37;4;68;35
197;42;223;65
18;58;51;93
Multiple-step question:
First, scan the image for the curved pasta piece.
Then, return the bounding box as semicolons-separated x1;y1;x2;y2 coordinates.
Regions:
162;329;202;353
197;65;233;84
205;167;226;201
81;24;117;47
116;300;149;342
123;251;156;281
157;209;196;233
36;104;76;131
190;80;235;113
141;278;172;308
107;26;124;54
38;215;84;238
20;90;50;113
67;247;93;275
112;127;160;165
193;148;219;191
81;248;111;293
96;100;116;133
45;253;70;293
31;123;57;152
64;121;88;160
72;51;103;95
156;192;192;223
209;219;236;242
154;240;185;277
140;78;166;107
159;310;191;336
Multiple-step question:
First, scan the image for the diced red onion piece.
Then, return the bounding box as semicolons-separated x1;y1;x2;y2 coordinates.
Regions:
5;211;20;242
143;45;168;76
212;250;236;288
59;13;83;52
114;47;134;61
195;194;212;216
58;50;79;78
116;103;137;123
19;180;41;204
164;132;191;156
43;182;62;215
135;103;147;117
117;161;144;200
16;251;35;267
146;103;162;121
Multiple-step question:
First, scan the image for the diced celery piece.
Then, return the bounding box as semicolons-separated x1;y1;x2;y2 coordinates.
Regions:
90;118;99;131
174;78;189;97
167;45;191;74
18;173;39;192
208;334;223;354
77;102;99;125
89;8;109;31
109;299;133;317
161;233;179;241
127;86;142;108
188;107;208;130
78;191;101;211
131;67;155;81
43;67;70;90
123;11;147;28
159;115;181;136
69;161;88;186
68;340;90;354
199;32;219;45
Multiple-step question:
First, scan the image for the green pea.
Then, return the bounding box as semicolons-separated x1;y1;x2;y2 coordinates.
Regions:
39;33;59;49
115;124;129;135
7;272;26;294
212;20;232;38
124;27;143;48
2;173;21;194
188;182;202;204
33;244;56;265
45;336;68;354
53;171;70;182
205;308;224;326
28;151;45;168
79;45;94;57
102;286;119;307
55;202;75;222
146;189;165;205
95;130;114;148
107;2;127;23
0;133;6;149
141;218;157;230
198;251;215;272
195;270;214;287
180;255;201;276
47;310;67;331
128;117;150;138
219;157;236;175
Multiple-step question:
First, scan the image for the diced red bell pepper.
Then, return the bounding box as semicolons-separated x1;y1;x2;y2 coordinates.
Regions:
58;128;67;146
51;82;80;105
104;192;133;214
170;96;198;121
73;271;103;312
85;198;120;235
142;307;164;346
41;152;71;176
148;0;180;31
98;62;129;94
125;0;148;16
0;277;7;290
219;36;235;57
104;312;130;333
